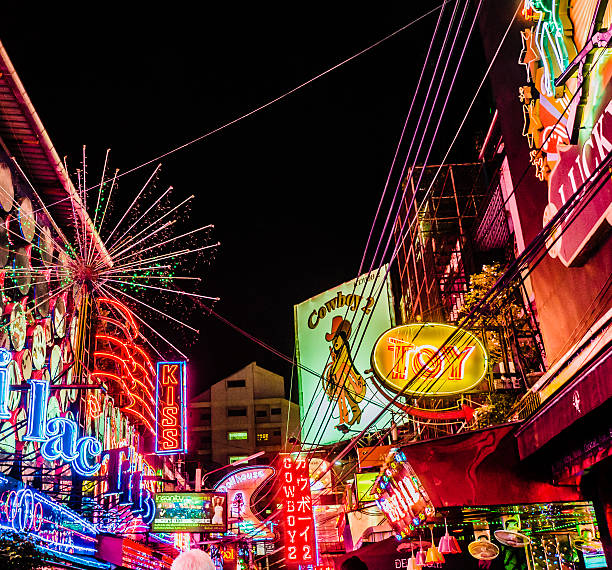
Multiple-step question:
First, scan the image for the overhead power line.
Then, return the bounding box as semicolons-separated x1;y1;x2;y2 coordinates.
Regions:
32;3;450;216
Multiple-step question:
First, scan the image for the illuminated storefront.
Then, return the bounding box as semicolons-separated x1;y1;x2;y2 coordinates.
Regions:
478;0;612;564
0;43;186;570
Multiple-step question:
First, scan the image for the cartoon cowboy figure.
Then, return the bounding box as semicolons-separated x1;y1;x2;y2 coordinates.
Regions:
322;316;366;427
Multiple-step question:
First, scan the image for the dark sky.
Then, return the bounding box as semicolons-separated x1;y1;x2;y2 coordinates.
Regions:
1;7;490;396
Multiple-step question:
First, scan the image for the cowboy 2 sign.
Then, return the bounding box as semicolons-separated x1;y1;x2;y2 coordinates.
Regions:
294;267;395;445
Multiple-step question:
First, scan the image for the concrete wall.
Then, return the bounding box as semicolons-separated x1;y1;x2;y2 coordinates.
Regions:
188;362;299;468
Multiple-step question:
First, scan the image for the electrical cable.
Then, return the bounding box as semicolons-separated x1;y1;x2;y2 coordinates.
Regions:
301;0;470;454
199;1;611;546
30;4;451;217
203;0;490;484
304;0;481;456
323;144;612;475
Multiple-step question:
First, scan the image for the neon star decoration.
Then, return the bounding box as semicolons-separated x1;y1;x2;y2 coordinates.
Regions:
16;149;219;361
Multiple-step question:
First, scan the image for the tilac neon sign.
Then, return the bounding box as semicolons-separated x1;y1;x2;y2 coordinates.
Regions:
155;361;187;454
0;347;103;476
371;323;488;397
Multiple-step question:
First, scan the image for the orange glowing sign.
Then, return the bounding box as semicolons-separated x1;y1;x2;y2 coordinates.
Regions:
371;323;488;396
155;361;187;454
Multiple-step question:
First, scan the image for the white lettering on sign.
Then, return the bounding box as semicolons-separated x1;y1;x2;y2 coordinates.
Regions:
545;98;612;266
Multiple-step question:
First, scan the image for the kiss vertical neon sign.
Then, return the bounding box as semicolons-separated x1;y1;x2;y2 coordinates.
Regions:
155;361;187;454
279;455;317;566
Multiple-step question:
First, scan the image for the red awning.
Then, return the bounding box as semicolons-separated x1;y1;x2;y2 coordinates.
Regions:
515;344;612;460
398;424;580;508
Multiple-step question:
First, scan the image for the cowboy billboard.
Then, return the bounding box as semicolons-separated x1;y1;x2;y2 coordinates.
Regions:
294;266;395;446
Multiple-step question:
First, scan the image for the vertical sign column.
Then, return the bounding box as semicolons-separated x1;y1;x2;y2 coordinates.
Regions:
155;361;187;454
279;454;317;566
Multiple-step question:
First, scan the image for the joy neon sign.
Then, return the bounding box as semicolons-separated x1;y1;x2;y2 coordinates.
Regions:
371;323;488;396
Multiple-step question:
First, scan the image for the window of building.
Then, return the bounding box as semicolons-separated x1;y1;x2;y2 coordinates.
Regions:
200;412;211;420
256;432;269;442
227;379;246;388
273;430;281;436
255;410;268;418
229;455;248;464
271;407;281;415
227;408;247;417
228;431;248;441
199;435;212;448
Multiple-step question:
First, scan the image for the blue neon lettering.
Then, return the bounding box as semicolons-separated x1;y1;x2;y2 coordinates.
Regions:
73;437;103;476
24;378;50;442
41;418;79;462
140;489;155;525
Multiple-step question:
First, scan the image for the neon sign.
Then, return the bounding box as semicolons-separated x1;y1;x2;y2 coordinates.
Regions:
374;450;434;538
371;323;488;396
0;349;11;419
214;466;276;541
279;455;318;565
0;370;106;476
0;475;98;559
155;361;187;454
94;298;156;434
544;98;612;266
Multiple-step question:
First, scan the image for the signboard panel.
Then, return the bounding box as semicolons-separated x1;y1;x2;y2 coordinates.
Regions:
371;323;487;397
357;445;395;470
294;267;395;446
279;454;318;566
373;449;434;539
155;361;187;454
214;466;276;541
152;491;227;533
355;472;378;504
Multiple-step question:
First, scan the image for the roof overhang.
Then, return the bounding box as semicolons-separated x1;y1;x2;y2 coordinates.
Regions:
0;39;112;268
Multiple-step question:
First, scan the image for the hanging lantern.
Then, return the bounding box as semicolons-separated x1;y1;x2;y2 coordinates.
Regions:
415;545;427;566
425;525;445;567
407;544;422;570
438;518;462;554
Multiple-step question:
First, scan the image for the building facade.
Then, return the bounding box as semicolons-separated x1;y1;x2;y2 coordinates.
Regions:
188;362;299;468
0;39;186;569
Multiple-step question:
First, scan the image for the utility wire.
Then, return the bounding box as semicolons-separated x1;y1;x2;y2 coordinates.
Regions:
32;4;450;217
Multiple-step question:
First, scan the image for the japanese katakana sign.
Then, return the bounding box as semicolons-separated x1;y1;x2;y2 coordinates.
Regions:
279;454;318;566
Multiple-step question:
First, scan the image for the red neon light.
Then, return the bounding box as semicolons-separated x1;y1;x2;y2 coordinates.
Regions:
92;354;155;431
220;544;237;562
279;455;317;566
97;298;139;338
156;362;184;452
93;300;157;436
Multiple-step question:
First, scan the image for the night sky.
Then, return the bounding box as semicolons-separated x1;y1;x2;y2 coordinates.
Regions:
1;7;490;397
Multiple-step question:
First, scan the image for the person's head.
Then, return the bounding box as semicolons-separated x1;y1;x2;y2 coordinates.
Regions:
341;556;368;570
171;549;215;570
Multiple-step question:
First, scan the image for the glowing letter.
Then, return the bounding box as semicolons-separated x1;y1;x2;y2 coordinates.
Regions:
24;378;50;442
41;418;79;462
0;348;11;419
442;345;476;381
73;437;103;476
